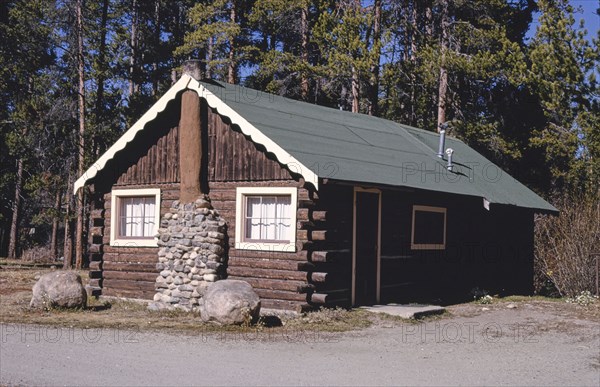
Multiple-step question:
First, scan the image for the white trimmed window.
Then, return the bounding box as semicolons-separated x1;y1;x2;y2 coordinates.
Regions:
110;188;161;247
411;205;446;250
235;187;297;252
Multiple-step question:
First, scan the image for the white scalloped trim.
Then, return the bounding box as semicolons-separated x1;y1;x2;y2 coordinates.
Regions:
74;75;318;193
73;76;191;193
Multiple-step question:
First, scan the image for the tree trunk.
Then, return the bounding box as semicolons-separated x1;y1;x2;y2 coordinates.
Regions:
300;4;309;101
94;0;109;157
409;0;418;124
75;0;85;269
436;0;448;133
63;187;72;269
228;1;237;84
368;0;381;116
7;158;23;259
425;1;433;38
410;0;417;61
129;0;138;96
351;65;360;113
152;0;160;96
206;36;213;79
50;188;61;258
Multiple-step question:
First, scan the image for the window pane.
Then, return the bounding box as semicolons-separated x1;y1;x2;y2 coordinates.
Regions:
261;197;277;240
413;210;445;245
119;196;156;237
143;199;156;236
275;196;291;240
244;195;291;242
246;197;262;240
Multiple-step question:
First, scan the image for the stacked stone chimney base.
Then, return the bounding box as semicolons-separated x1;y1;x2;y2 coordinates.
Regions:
149;196;226;312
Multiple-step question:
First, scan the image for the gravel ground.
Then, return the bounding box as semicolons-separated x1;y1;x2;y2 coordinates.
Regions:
1;301;598;386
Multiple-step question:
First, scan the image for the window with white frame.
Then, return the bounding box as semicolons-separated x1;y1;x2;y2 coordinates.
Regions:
411;205;446;250
235;187;297;251
110;188;161;247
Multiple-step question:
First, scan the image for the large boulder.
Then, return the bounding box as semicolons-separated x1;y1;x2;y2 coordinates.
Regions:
199;280;260;325
30;271;87;309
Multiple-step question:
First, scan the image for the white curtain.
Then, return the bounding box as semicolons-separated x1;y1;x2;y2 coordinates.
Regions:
245;196;291;242
246;197;263;240
120;197;155;237
143;200;156;236
275;197;291;240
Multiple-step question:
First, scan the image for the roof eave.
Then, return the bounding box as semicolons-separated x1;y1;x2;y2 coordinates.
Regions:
73;75;192;194
73;75;319;194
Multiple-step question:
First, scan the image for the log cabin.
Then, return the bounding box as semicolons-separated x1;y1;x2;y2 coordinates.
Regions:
75;61;557;312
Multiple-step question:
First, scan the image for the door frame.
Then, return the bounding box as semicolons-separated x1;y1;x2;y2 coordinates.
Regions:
352;187;382;306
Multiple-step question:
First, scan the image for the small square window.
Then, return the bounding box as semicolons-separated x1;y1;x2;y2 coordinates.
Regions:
110;189;161;247
235;187;297;252
118;197;156;238
411;205;446;250
244;195;292;242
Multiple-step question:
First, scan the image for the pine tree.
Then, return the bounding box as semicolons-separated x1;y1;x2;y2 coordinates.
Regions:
246;0;318;98
313;0;380;112
527;0;599;192
1;0;55;258
175;0;253;83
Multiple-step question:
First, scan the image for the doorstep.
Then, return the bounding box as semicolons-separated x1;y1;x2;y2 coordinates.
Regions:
360;304;445;319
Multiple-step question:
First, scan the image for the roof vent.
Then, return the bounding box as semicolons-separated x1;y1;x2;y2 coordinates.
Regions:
446;148;454;171
437;124;448;158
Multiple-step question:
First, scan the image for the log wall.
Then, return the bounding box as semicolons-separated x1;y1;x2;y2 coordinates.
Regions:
116;125;180;186
207;106;292;181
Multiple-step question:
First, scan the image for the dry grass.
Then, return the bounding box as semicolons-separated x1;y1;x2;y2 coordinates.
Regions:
0;261;374;335
4;259;596;336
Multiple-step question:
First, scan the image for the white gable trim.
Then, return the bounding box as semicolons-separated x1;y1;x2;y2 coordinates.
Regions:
73;76;191;194
74;74;318;193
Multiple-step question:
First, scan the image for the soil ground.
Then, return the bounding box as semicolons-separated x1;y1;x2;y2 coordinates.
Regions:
0;260;598;386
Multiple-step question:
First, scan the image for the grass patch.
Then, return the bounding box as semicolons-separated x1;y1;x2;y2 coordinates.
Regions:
284;307;372;332
498;295;564;303
0;265;373;335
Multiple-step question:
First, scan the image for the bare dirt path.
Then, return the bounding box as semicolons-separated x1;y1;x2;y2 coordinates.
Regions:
1;301;598;386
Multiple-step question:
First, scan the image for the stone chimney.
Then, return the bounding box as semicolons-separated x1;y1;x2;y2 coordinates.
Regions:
151;61;227;312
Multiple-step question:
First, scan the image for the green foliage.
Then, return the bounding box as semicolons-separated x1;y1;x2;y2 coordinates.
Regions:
0;0;598;259
526;0;598;192
312;1;380;110
175;0;253;82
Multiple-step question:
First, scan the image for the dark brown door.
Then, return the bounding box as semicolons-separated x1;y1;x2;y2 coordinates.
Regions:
354;191;380;306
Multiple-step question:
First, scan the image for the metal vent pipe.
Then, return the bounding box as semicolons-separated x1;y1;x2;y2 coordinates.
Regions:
437;128;446;158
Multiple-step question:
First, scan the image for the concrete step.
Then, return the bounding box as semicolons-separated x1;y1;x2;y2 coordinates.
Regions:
360;304;445;319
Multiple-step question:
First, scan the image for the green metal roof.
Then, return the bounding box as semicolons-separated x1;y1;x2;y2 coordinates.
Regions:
201;80;557;213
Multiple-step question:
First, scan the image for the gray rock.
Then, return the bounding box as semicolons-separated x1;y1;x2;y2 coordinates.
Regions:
179;284;194;292
30;271;87;309
148;302;174;312
203;274;217;282
199;280;260;325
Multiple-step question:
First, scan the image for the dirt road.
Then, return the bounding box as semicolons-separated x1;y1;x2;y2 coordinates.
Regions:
1;302;598;386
